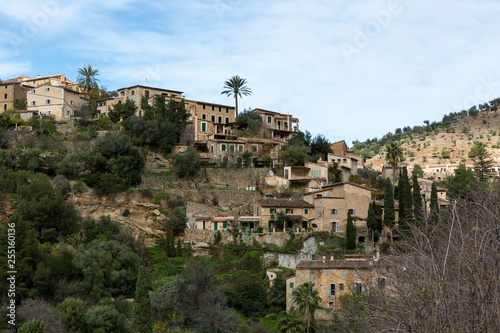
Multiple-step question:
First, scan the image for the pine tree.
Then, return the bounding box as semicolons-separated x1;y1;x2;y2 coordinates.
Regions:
412;173;424;224
383;178;396;241
346;211;357;250
133;265;152;333
367;202;377;244
429;182;440;223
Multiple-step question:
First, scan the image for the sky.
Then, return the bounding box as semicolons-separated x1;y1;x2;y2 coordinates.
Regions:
1;0;500;146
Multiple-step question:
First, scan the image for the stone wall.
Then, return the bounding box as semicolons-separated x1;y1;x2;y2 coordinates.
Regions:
182;229;299;248
162;189;257;213
198;168;268;189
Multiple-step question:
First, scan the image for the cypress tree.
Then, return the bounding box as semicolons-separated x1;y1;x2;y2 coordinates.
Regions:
133;265;152;333
412;173;424;224
383;178;396;241
367;202;377;244
398;167;412;229
346;211;357;250
429;182;440;223
373;202;383;231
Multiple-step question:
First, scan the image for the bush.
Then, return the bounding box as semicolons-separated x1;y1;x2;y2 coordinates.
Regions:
173;147;201;179
122;209;131;217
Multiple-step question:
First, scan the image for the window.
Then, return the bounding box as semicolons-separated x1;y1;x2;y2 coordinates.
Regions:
311;170;321;177
330;209;337;215
353;282;365;295
70;100;74;105
212;106;215;111
3;104;6;110
45;87;50;91
120;91;125;96
4;85;6;89
211;115;215;122
342;270;347;276
325;270;329;275
201;122;207;131
219;106;221;111
203;104;206;110
31;101;36;106
238;145;244;152
4;94;7;99
131;90;135;95
46;99;51;104
221;144;226;151
377;277;387;289
226;108;229;113
58;88;61;92
270;208;275;214
289;282;295;289
309;269;313;274
118;100;122;104
145;90;150;98
339;283;345;291
331;222;339;232
218;116;222;123
285;209;293;214
67;110;70;115
348;209;356;215
210;145;214;153
225;117;229;124
328;284;336;296
202;114;206;120
267;116;272;123
229;144;235;152
304;208;308;214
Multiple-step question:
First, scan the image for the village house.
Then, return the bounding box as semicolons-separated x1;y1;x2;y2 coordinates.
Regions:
0;80;30;112
303;182;371;242
286;256;384;311
284;161;329;191
195;216;235;231
253;108;299;143
256;198;314;232
26;85;87;120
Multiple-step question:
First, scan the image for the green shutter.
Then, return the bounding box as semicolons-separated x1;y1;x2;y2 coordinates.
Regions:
305;208;308;214
213;222;218;231
201;122;207;131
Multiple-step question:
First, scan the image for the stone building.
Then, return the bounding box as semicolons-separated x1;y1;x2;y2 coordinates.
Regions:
303;182;371;241
256;198;314;232
286;256;384;310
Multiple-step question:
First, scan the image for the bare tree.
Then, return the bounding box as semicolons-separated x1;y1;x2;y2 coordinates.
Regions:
338;185;500;333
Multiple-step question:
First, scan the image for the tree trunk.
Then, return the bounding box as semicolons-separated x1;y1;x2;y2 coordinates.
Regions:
235;95;239;119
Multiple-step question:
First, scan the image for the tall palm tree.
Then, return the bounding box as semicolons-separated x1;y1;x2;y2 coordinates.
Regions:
76;65;101;93
292;282;321;333
385;141;404;193
221;75;252;118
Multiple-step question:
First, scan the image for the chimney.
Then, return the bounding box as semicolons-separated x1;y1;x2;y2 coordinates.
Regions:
37;74;40;78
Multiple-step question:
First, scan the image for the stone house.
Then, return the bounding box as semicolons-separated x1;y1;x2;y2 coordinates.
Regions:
303;182;371;241
195;216;234;231
0;80;30;112
27;85;87;120
284;161;329;192
256;199;314;232
286;256;384;311
253;108;299;143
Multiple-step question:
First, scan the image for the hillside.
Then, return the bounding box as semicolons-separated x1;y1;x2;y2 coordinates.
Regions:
360;108;500;177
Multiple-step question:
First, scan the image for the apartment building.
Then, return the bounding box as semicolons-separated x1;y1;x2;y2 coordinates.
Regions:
27;85;87;120
284;161;329;191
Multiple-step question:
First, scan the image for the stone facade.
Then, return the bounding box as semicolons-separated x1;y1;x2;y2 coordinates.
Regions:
303;182;371;239
256;199;314;232
287;258;378;311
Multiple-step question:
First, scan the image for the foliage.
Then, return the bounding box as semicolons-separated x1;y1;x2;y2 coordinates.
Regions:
133;266;152;333
444;164;476;199
82;304;130;333
278;308;305;333
57;297;87;332
468;141;495;180
383;178;395;231
18;319;44;333
234;109;265;137
73;240;141;299
167;207;187;236
328;163;342;183
280;144;309;166
309;134;332;162
109;98;137;122
221;75;252;117
412;173;424;224
173;147;201;179
292;282;321;332
345;211;357;250
429;182;439;224
76;65;101;93
397;167;412;228
412;164;424;178
18;299;65;333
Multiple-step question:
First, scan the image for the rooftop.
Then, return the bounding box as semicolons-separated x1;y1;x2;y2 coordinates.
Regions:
257;199;314;208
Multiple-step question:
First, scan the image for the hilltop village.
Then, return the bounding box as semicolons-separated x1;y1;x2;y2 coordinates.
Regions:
0;71;498;332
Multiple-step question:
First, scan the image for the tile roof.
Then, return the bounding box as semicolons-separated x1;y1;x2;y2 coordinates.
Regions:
257;199;314;208
296;259;373;270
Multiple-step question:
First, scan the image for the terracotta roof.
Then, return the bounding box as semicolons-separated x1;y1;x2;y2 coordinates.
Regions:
257;199;314;208
117;84;184;94
296;259;373;270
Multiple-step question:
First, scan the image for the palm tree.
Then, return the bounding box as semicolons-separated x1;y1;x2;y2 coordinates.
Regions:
221;75;252;118
385;141;404;193
292;282;321;333
278;308;305;333
76;65;101;93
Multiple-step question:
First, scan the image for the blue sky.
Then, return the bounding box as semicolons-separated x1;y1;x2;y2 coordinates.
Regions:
1;0;500;146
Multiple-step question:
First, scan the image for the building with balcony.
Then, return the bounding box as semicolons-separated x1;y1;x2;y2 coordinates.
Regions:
253;108;299;143
256;198;314;232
